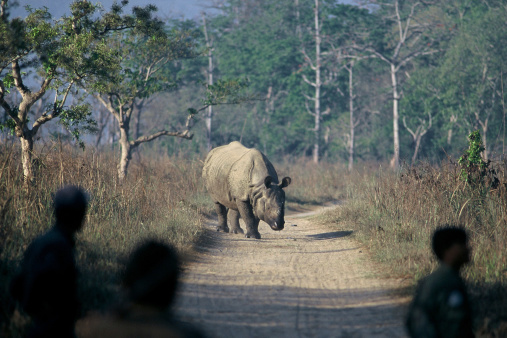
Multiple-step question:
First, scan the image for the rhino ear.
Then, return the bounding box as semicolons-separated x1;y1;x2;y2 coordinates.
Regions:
280;177;291;188
264;176;273;188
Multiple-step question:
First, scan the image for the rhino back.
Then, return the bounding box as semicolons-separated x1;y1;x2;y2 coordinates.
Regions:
203;142;278;207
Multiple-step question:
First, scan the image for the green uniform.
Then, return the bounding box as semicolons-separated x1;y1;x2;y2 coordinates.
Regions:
406;264;474;338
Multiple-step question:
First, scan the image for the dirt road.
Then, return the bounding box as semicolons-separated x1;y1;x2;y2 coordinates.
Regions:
174;205;409;338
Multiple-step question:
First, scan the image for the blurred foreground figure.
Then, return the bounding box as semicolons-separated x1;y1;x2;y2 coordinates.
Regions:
10;185;88;338
77;240;205;338
406;226;474;338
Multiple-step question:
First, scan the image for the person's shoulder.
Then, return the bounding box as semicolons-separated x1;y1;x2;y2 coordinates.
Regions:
26;227;74;262
420;265;466;303
170;318;208;338
76;312;206;338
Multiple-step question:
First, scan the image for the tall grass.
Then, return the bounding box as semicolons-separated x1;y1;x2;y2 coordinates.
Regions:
275;158;349;210
320;161;507;335
0;143;207;335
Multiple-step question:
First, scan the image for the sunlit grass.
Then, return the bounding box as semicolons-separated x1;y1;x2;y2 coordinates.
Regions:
0;143;206;336
319;161;507;335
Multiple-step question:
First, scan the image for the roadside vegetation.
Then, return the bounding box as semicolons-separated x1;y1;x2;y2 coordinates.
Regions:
319;133;507;336
0;142;206;335
0;141;345;336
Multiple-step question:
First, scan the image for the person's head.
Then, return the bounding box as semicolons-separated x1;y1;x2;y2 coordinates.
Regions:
53;185;88;233
432;226;470;270
123;240;180;310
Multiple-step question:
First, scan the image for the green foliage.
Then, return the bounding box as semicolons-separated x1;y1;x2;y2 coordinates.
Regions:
0;0;166;150
0;117;16;135
58;103;97;149
458;130;497;188
203;78;252;107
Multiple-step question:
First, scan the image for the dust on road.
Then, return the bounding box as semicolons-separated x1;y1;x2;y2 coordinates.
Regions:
174;205;409;338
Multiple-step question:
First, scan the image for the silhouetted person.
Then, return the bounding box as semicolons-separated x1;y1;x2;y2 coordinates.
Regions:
406;226;474;338
10;185;88;338
77;240;205;338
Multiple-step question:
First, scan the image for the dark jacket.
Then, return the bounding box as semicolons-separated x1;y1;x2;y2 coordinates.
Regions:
10;224;79;337
406;264;474;338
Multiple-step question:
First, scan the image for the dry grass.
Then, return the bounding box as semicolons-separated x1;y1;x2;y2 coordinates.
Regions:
0;143;207;335
4;141;504;336
319;161;507;336
275;158;349;211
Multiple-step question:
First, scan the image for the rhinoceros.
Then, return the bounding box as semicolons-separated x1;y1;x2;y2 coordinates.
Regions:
202;141;291;239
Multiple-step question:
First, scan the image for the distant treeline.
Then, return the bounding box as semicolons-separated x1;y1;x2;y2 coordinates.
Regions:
2;0;506;171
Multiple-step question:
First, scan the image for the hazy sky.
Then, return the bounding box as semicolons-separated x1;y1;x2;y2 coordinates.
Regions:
10;0;214;20
9;0;356;20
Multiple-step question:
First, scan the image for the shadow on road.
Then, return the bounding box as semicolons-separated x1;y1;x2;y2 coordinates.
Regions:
175;281;407;337
307;230;353;240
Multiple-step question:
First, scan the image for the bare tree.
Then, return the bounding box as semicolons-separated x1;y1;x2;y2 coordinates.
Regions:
202;12;214;152
344;61;361;171
352;0;444;169
403;112;432;164
302;0;330;164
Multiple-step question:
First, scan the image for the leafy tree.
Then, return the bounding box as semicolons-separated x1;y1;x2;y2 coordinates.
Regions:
436;3;507;160
458;130;499;191
212;0;311;158
0;0;160;184
85;19;251;180
352;0;449;169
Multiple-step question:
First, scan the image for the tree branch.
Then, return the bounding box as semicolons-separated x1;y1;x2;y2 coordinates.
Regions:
395;48;441;72
403;116;417;139
301;48;316;71
12;60;29;98
0;0;6;21
303;93;316;102
130;129;193;148
56;80;74;111
305;100;316;116
302;74;316;87
94;92;118;116
31;81;75;136
0;80;18;123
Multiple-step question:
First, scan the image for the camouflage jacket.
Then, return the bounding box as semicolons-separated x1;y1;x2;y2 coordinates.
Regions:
406;264;474;338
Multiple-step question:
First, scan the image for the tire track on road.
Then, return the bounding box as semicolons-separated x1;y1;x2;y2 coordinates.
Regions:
174;207;409;337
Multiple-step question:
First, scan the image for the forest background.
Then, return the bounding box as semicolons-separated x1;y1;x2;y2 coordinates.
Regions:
2;0;507;167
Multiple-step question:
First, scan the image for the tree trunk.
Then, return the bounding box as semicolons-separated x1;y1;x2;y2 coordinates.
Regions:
348;63;355;172
20;133;34;184
312;0;321;164
391;63;400;170
482;124;488;162
412;137;421;165
118;126;132;181
206;107;212;151
202;13;214;152
295;0;302;39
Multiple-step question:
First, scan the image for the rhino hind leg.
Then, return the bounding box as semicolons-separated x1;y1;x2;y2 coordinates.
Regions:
215;203;229;233
236;201;261;239
228;209;244;234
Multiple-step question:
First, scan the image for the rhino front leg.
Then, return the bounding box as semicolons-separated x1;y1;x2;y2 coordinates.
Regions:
228;209;244;234
236;201;261;239
215;202;229;233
